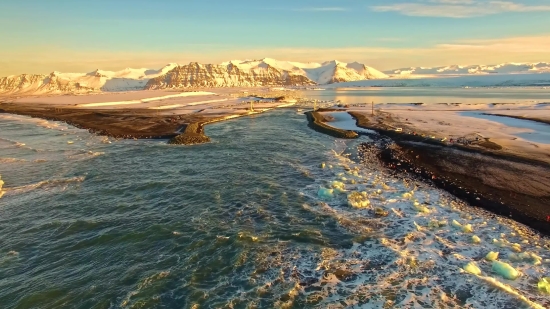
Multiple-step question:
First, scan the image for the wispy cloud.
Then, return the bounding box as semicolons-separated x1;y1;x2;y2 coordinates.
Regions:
371;0;550;18
293;7;348;12
1;35;549;75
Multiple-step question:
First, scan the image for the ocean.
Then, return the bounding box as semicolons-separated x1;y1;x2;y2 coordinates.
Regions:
1;108;549;308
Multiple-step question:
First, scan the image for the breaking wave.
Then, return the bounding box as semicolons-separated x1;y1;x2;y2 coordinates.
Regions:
3;176;86;196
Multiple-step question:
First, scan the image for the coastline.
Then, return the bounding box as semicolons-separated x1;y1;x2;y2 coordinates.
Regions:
0;90;298;144
2;89;550;234
345;111;550;235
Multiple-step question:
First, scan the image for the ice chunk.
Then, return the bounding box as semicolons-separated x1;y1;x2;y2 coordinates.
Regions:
330;181;346;192
511;243;521;252
471;235;481;244
462;224;474;233
317;187;334;200
413;201;430;213
347;191;370;208
492;260;519;280
463;262;482;275
538;277;550;294
0;175;4;199
509;252;542;265
452;220;462;229
485;251;499;261
374;207;389;217
402;192;413;199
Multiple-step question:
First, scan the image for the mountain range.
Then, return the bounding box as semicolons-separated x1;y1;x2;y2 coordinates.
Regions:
385;62;550;76
0;59;548;95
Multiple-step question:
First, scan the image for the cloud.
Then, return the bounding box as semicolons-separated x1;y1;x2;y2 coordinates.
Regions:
293;7;347;12
371;0;550;18
0;35;549;75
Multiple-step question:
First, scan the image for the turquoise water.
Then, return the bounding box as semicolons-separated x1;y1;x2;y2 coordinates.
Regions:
1;110;549;308
461;112;550;144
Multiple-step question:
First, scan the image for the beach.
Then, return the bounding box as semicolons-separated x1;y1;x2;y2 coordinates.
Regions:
0;88;299;142
317;103;550;235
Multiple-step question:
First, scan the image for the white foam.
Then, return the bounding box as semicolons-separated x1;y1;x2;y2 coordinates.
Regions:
288;146;550;308
3;176;85;196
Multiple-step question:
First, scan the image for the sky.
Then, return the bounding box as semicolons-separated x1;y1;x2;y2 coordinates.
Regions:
0;0;549;75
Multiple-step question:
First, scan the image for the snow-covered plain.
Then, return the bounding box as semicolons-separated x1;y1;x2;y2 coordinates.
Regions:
348;103;550;164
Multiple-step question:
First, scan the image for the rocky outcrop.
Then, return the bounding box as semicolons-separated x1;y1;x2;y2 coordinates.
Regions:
168;123;211;145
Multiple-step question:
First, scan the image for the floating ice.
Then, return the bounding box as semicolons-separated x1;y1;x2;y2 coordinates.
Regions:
347;191;370;208
486;251;500;261
330;181;346;193
412;201;430;213
452;220;462;229
464;261;482;275
538;277;550;294
462;224;474;233
428;220;444;229
492;260;520;280
509;252;543;265
317;187;334;200
0;175;4;199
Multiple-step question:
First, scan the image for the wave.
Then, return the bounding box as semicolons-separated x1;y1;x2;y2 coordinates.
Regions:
68;151;105;160
3;176;85;196
0;114;68;131
276;147;550;308
0;157;27;163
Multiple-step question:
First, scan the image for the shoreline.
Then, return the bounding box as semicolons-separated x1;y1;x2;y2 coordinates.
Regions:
2;91;550;234
344;111;550;235
0;101;295;144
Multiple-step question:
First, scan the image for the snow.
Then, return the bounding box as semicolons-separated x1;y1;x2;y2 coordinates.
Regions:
385;62;550;76
348;103;550;164
77;91;215;107
218;58;388;84
149;98;228;109
0;63;180;95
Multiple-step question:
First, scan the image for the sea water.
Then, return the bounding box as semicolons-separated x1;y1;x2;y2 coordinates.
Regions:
1;110;549;308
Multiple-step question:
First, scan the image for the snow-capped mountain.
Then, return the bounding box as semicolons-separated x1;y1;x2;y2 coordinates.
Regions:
144;58;388;89
0;64;178;95
0;59;387;94
385;62;550;77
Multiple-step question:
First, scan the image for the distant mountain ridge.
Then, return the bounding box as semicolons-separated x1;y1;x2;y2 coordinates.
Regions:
385;62;550;77
0;64;179;95
2;59;549;95
144;58;387;89
0;58;387;95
